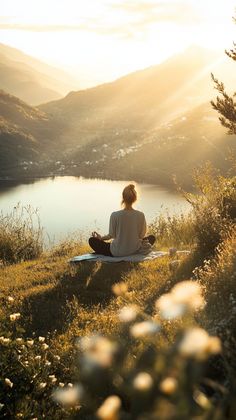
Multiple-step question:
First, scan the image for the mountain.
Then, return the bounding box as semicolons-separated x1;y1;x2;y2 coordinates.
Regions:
58;101;235;188
0;90;66;175
40;46;236;152
0;43;79;105
1;46;236;187
1;89;235;187
0;90;42;172
98;103;235;188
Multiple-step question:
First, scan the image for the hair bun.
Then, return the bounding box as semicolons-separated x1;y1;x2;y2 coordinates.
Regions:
129;184;135;191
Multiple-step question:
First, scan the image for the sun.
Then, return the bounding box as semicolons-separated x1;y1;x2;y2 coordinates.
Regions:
0;0;236;87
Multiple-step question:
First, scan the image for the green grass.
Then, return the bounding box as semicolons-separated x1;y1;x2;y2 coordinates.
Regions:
0;229;236;418
0;239;192;415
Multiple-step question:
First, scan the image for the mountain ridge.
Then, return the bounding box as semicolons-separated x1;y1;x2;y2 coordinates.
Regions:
0;43;79;105
1;45;236;187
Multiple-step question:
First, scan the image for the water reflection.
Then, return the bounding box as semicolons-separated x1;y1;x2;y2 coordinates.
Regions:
0;177;190;242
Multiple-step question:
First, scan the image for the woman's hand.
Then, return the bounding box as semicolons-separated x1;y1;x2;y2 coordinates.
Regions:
92;231;102;240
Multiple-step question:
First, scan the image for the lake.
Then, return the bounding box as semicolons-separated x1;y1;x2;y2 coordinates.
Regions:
0;177;191;243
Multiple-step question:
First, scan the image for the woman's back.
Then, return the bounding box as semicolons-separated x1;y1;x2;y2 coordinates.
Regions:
109;209;146;257
88;183;155;257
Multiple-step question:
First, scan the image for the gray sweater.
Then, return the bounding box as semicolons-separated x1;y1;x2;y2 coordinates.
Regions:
109;209;151;257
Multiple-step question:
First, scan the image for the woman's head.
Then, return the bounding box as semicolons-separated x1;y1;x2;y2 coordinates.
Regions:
122;184;137;207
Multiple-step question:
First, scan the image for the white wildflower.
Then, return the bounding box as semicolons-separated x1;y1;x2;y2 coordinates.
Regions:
97;395;121;420
67;383;73;388
5;378;13;388
49;375;57;384
156;281;205;320
38;382;47;389
7;296;14;303
179;328;221;360
0;337;10;345
59;382;65;388
133;372;153;391
38;336;45;342
160;377;177;395
130;321;160;338
78;335;118;368
26;340;34;346
207;337;222;354
54;355;60;361
156;293;186;320
41;343;49;350
118;305;137;323
171;281;205;310
0;403;4;410
53;385;82;407
10;313;21;322
16;338;23;344
35;355;41;361
45;361;51;367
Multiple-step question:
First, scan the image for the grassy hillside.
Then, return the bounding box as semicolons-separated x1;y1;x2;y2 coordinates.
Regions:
0;229;235;418
0;170;236;418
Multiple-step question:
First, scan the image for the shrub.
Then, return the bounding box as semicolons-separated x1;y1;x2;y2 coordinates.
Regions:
182;165;236;258
149;211;195;249
48;234;83;258
196;228;236;370
0;204;43;264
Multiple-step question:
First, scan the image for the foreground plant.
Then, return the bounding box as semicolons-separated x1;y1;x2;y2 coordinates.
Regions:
49;280;226;419
0;204;43;264
0;278;232;419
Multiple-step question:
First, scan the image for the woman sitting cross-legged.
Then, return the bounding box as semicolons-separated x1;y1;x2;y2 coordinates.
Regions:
88;184;156;257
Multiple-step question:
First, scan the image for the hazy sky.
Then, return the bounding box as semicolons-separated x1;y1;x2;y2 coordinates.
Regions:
1;0;236;87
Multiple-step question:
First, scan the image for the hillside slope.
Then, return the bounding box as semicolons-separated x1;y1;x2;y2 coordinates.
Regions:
0;43;78;105
0;90;63;174
55;102;236;188
41;46;235;149
1;46;236;186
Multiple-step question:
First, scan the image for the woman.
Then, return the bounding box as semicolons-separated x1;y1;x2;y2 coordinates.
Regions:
89;184;155;257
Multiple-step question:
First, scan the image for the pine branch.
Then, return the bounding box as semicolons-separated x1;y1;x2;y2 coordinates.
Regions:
225;42;236;61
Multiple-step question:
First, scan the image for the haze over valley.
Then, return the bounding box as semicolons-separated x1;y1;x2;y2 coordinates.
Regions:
0;42;236;189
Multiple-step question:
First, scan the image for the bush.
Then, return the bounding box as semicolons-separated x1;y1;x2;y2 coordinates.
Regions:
149;211;195;249
182;165;236;258
196;228;236;369
0;204;43;264
48;234;83;258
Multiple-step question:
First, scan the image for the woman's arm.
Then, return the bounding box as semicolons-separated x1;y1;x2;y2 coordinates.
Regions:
101;234;112;241
108;212;116;239
140;214;147;238
92;213;115;241
91;231;112;241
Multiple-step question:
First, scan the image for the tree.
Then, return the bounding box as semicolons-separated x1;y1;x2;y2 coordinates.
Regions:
211;15;236;135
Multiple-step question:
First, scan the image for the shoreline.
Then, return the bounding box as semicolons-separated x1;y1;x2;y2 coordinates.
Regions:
0;173;194;192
